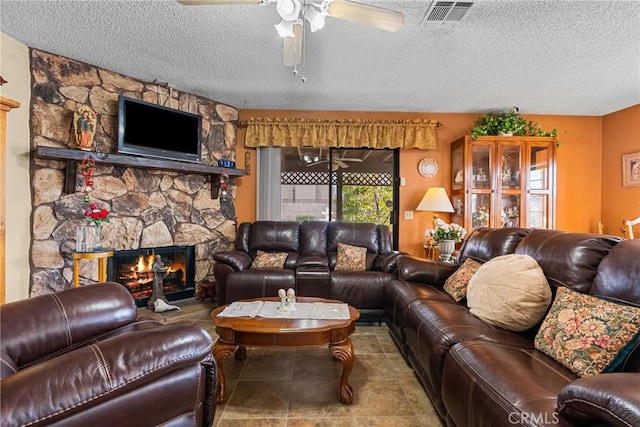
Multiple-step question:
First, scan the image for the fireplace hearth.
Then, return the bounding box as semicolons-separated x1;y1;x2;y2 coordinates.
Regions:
108;246;195;307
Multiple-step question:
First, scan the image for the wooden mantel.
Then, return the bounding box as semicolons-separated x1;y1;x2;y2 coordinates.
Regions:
35;146;244;199
1;96;21;305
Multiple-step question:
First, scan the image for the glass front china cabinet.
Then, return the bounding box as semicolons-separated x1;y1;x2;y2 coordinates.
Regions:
451;135;556;233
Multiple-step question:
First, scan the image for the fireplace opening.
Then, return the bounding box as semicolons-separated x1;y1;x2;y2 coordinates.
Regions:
108;245;195;307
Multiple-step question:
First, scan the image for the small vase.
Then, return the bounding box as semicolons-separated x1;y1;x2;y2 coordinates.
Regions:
438;239;456;263
93;223;103;251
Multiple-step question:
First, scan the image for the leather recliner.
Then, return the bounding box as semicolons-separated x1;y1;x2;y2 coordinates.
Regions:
0;282;217;427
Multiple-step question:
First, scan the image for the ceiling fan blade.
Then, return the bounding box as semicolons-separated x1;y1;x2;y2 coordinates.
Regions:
335;160;349;169
177;0;263;5
337;158;363;162
327;0;404;32
307;159;329;167
283;22;303;66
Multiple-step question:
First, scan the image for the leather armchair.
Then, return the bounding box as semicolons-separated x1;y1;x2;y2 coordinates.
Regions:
0;282;216;427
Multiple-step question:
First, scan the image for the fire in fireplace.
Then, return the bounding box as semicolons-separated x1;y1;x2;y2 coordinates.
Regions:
107;246;195;307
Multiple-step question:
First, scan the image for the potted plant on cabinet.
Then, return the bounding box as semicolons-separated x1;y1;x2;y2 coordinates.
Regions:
471;107;558;140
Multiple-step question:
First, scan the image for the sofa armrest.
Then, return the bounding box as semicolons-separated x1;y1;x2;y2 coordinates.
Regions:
396;255;458;287
213;250;252;271
0;283;138;369
374;251;404;273
0;322;213;427
557;373;640;427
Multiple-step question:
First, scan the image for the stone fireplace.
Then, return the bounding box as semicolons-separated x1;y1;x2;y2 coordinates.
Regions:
28;49;239;297
108;245;195;307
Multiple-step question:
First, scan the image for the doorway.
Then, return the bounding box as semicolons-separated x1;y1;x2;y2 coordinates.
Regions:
280;147;399;248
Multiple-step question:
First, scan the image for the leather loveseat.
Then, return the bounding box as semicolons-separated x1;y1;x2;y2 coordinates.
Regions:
385;228;640;427
213;220;400;321
0;282;217;427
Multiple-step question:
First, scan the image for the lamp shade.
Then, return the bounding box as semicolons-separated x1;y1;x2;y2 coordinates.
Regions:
416;187;454;213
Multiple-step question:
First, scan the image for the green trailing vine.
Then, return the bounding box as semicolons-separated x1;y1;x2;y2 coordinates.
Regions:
471;107;558;141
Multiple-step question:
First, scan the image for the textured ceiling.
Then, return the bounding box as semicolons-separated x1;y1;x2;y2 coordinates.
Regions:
1;0;639;115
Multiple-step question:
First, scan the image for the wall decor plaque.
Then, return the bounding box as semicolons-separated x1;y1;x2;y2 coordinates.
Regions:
418;158;438;178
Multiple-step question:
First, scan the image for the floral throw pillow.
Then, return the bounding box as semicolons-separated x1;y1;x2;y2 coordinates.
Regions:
534;286;640;377
334;243;367;271
251;250;288;269
443;258;482;302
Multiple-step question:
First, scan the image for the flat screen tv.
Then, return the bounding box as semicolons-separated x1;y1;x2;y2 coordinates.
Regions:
117;95;202;163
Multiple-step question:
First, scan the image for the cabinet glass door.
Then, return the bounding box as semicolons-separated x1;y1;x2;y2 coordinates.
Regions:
472;145;491;189
500;194;521;227
452;143;464;192
471;194;491;229
527;143;554;228
500;145;522;190
529;145;551;190
528;194;549;228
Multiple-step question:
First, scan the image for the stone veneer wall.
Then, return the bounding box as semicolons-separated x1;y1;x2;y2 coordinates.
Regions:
29;49;238;296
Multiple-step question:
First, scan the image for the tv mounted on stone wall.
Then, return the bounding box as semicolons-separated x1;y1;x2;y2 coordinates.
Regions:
117;95;202;163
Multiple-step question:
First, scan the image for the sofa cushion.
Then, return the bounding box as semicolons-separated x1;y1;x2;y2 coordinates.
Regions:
458;227;531;264
251;250;288;269
515;229;622;293
330;271;389;309
442;341;576;427
443;258;482;302
534;286;640;377
328;221;379;253
334;243;367;271
467;254;552;332
591;239;640;306
248;221;300;253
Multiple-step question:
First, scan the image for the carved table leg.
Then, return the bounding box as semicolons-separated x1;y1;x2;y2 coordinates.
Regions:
329;338;355;404
212;340;238;403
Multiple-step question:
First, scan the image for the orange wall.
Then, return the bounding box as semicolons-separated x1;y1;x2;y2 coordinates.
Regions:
237;109;615;256
601;105;640;237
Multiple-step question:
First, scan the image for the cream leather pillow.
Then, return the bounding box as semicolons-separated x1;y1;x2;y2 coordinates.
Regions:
466;254;552;332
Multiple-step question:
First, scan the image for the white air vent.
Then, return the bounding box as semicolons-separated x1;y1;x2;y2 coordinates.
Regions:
422;1;473;26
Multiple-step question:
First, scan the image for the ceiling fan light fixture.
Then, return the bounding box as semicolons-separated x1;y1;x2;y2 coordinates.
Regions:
274;19;295;37
276;0;301;21
304;5;326;32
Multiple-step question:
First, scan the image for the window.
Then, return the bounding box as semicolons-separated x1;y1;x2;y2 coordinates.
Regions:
258;147;399;247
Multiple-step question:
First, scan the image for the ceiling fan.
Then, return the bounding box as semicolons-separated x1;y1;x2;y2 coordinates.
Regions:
306;151;363;170
177;0;404;67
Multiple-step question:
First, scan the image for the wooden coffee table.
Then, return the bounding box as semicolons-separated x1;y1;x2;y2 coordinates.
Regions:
210;297;360;404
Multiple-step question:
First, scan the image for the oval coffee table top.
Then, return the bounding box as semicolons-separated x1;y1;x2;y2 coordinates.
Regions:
211;296;360;334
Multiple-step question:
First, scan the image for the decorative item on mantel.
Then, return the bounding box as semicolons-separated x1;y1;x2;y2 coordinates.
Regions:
219;171;230;202
72;105;98;151
79;157;109;251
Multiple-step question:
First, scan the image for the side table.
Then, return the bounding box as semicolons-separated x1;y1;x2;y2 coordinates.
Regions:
423;242;440;260
73;250;114;287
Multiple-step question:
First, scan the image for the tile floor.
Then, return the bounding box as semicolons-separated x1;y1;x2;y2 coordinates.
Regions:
140;299;442;427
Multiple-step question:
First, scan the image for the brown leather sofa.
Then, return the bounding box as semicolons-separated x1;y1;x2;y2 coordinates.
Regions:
213;220;399;321
385;228;640;426
0;282;217;427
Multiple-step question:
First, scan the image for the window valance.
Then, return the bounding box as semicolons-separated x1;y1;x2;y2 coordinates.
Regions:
243;117;438;149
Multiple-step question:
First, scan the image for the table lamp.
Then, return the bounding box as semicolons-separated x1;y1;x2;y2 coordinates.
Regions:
416;187;454;227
